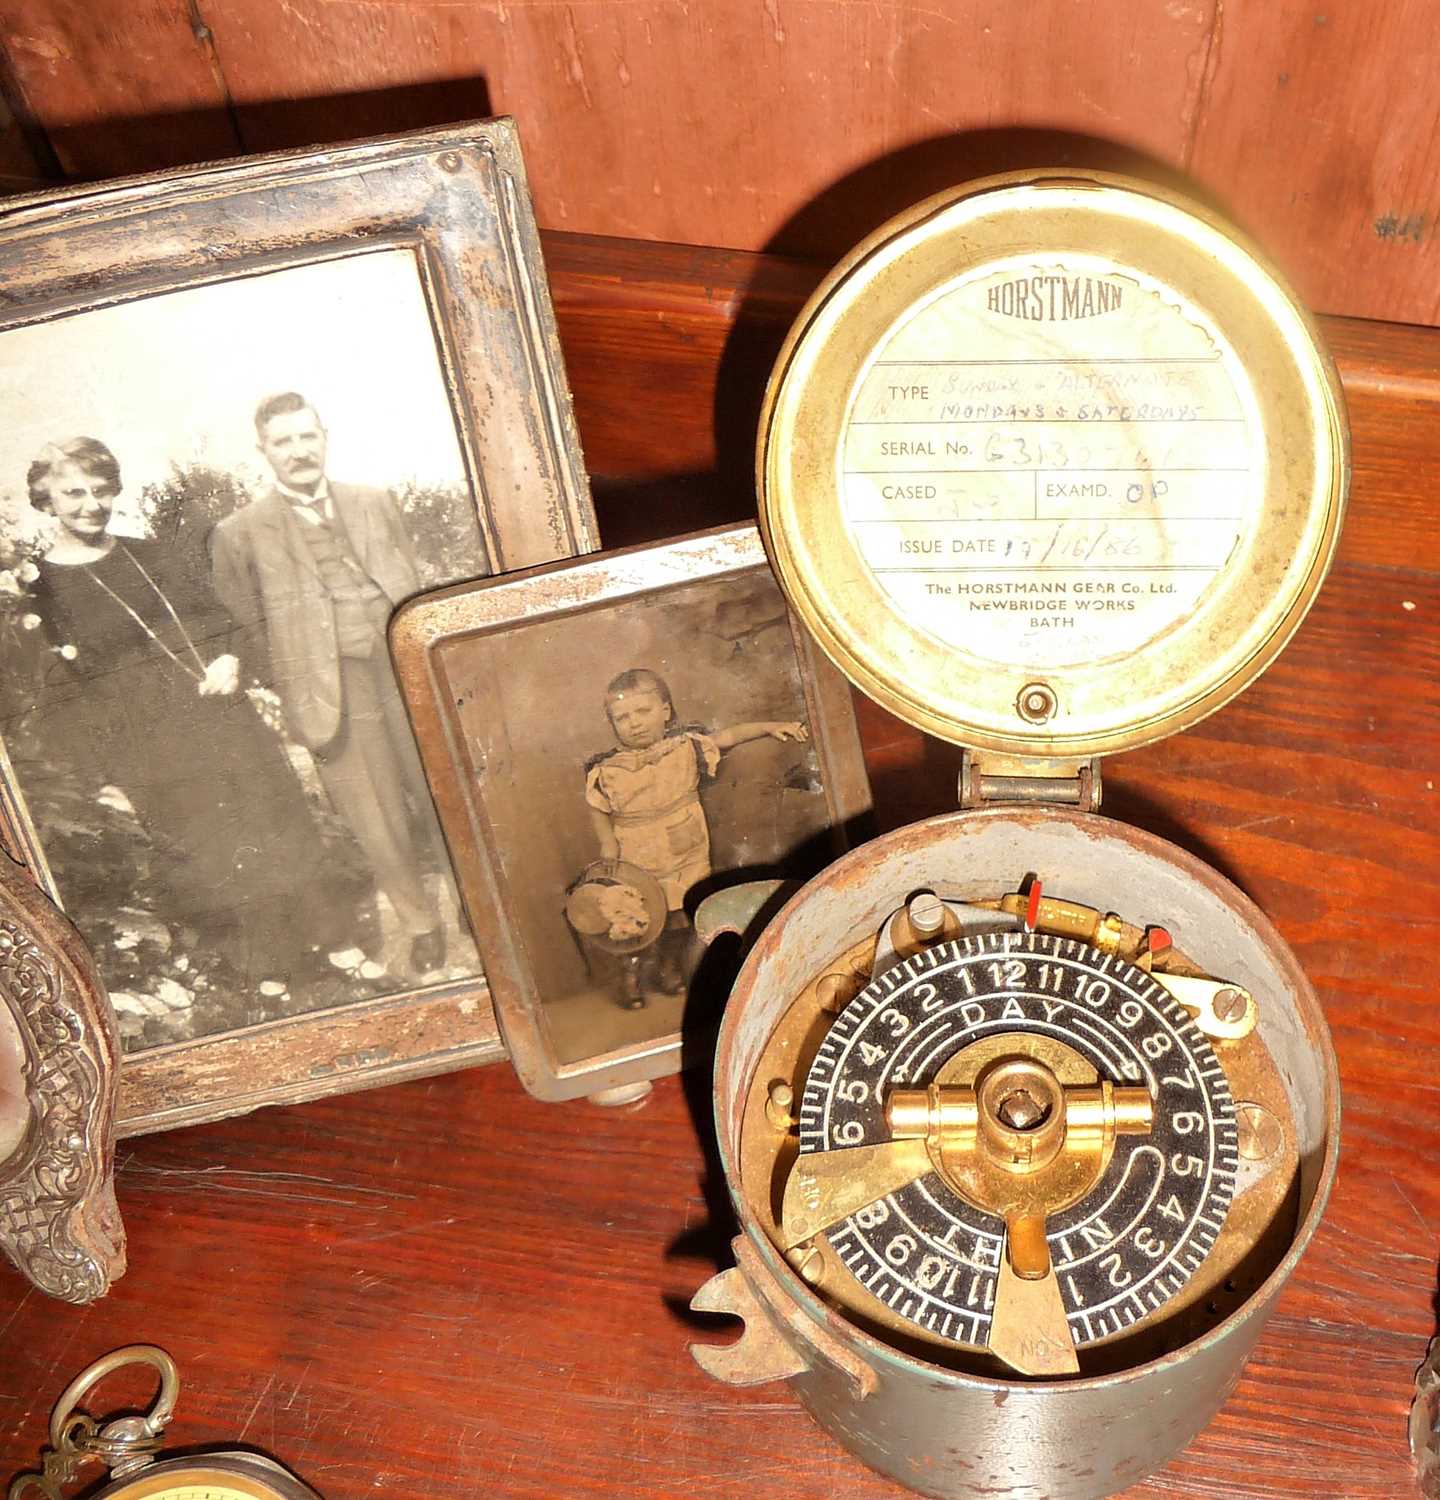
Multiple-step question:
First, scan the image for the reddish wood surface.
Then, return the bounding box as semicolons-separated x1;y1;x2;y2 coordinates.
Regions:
0;234;1436;1498
1186;0;1440;327
0;0;240;171
4;1;1440;323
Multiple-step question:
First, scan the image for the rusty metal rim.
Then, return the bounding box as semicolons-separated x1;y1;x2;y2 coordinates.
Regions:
712;805;1341;1395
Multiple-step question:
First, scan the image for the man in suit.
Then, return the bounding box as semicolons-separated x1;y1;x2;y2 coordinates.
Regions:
210;392;447;975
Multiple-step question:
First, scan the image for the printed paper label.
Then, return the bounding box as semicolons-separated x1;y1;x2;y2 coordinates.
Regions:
841;257;1261;668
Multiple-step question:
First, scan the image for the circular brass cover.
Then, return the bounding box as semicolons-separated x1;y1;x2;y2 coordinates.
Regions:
758;171;1349;756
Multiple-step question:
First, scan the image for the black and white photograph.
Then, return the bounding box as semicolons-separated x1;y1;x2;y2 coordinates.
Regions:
393;527;874;1099
0;249;490;1054
445;568;826;1066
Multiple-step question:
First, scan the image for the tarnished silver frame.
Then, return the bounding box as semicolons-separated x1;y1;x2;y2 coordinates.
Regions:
391;525;874;1101
0;121;597;1134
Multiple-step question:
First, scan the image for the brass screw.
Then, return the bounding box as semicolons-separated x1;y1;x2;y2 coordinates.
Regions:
786;1243;825;1286
765;1080;795;1132
996;1087;1050;1131
1016;682;1058;724
1213;988;1247;1024
1236;1101;1283;1161
907;891;946;936
817;972;857;1013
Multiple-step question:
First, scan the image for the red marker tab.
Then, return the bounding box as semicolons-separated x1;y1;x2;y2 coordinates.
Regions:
1147;925;1173;957
1025;879;1043;931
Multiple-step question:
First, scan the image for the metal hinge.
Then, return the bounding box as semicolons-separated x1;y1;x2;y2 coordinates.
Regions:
959;750;1103;812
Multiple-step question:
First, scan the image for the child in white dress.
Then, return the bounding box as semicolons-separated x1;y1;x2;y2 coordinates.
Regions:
585;668;807;1005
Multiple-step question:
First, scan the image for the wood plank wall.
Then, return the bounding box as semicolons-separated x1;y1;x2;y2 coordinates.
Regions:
0;2;1437;326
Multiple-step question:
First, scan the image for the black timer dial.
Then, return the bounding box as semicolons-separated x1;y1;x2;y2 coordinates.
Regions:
797;929;1239;1350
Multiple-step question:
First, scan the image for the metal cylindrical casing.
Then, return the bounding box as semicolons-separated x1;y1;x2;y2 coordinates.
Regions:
708;807;1340;1500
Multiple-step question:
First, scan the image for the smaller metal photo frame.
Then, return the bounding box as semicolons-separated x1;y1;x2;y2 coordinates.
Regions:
392;525;873;1100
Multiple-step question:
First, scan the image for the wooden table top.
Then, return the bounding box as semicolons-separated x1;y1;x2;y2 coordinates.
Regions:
0;232;1435;1499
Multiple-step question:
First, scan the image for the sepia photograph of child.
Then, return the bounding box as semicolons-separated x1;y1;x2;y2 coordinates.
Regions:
0;249;489;1052
440;565;841;1067
583;667;806;1008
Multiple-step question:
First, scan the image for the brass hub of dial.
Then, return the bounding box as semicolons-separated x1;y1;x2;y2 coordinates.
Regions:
887;1037;1154;1280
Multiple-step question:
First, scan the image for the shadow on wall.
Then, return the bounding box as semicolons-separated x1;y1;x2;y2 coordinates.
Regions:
5;76;493;183
764;125;1231;262
709;125;1237;521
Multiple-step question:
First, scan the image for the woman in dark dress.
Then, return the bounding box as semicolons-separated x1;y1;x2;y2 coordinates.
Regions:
25;436;342;994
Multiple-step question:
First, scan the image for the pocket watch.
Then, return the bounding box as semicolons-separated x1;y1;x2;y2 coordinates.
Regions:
689;169;1346;1500
9;1347;320;1500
